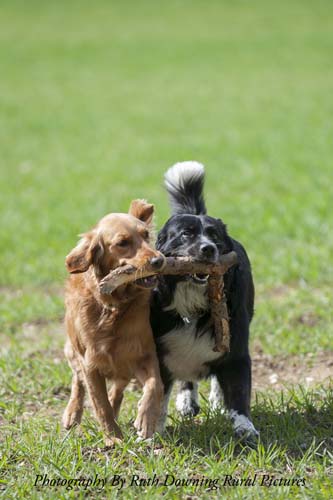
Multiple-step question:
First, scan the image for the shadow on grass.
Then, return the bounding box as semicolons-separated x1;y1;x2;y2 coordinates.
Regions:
164;386;333;458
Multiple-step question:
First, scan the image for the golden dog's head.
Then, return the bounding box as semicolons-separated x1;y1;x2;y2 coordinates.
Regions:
66;199;164;288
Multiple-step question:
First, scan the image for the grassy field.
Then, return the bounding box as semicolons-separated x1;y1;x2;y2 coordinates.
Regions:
0;0;332;498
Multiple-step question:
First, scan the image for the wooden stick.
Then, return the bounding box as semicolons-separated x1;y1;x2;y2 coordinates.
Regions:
99;252;237;294
99;251;237;354
208;273;230;353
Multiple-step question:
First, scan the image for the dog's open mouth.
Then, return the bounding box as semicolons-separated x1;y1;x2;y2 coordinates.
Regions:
134;275;158;289
190;273;209;285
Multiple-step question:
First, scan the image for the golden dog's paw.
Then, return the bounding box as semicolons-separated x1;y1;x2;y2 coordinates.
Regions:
104;436;122;447
134;413;156;439
62;407;82;429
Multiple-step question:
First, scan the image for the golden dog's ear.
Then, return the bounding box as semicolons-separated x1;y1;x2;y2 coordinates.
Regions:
129;199;154;225
65;233;104;274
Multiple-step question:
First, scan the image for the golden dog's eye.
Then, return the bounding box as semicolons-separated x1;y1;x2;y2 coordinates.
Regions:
117;239;130;247
142;230;149;240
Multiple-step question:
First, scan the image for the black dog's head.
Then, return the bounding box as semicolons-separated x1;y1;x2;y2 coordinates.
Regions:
156;214;233;285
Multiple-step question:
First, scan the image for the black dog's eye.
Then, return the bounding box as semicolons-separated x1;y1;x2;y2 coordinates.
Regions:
205;228;219;241
181;226;196;238
181;230;192;240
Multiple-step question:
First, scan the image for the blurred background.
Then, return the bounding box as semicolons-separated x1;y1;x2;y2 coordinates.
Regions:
1;2;332;496
1;0;332;354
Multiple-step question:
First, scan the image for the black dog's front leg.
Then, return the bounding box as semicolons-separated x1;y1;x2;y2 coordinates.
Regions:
215;355;258;439
176;381;200;417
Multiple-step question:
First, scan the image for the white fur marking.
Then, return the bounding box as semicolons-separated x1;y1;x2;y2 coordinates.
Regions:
162;322;221;381
229;410;258;436
176;383;199;415
165;161;205;189
164;281;209;319
209;376;224;411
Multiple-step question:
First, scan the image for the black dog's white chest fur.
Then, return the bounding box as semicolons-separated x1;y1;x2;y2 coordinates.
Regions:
161;322;221;380
164;280;209;319
161;281;221;381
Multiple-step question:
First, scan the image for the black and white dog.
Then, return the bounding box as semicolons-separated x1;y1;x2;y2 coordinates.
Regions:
150;162;258;440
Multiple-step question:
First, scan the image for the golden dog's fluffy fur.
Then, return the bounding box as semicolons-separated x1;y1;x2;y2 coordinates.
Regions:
62;200;164;445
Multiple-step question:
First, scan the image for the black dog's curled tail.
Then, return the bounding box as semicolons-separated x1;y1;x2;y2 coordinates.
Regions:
164;161;207;215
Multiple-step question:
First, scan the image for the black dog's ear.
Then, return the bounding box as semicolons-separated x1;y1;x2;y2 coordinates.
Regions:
216;218;227;232
216;218;233;251
156;227;168;251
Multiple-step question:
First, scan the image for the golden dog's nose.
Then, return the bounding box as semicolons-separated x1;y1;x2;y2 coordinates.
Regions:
150;255;165;270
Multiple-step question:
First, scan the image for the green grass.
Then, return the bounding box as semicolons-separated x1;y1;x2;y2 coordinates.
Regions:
1;324;333;499
0;0;332;498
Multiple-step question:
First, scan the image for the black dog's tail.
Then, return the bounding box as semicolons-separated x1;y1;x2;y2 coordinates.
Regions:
164;161;207;215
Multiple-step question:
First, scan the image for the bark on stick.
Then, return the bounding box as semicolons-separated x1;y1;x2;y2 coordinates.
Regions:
100;252;237;294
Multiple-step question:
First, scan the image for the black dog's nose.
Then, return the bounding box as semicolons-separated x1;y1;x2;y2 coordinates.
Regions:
150;255;165;270
200;244;216;259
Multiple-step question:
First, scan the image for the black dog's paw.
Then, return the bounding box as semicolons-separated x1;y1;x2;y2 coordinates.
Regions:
230;410;259;445
234;427;259;447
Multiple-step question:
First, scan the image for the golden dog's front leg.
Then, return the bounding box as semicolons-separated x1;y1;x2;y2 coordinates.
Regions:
62;342;85;429
62;372;85;429
108;378;129;420
82;365;123;446
134;355;163;439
